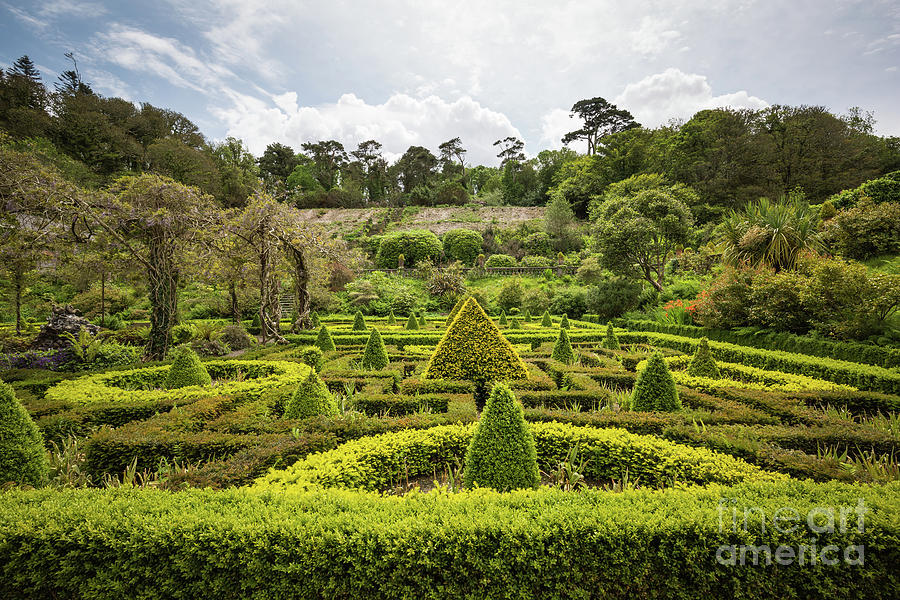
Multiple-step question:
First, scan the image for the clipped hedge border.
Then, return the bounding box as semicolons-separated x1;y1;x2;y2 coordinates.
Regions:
255;421;786;493
1;482;897;599
620;331;900;394
44;360;311;405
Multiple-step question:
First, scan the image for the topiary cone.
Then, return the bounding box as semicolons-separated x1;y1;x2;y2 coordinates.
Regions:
541;311;553;327
551;327;575;365
0;381;48;487
462;383;539;491
387;310;396;325
165;346;212;389
499;310;508;326
604;322;620;350
352;311;367;331
523;309;532;323
510;317;521;329
406;312;420;330
284;370;339;419
687;337;720;378
560;314;570;329
418;312;427;328
360;328;389;370
631;351;681;412
310;311;320;328
316;325;336;352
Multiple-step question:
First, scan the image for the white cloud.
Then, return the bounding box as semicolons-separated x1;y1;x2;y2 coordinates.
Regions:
539;108;587;153
615;68;769;127
630;16;682;56
212;91;523;165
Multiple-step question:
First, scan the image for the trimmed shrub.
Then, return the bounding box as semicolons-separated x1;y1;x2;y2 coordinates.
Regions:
0;381;47;486
541;311;553;327
310;311;321;328
220;325;253;351
284;371;339;419
360;329;389;370
375;229;443;268
387;311;396;325
164;347;211;390
604;322;620;350
296;346;324;372
418;313;426;328
484;254;516;268
523;309;532;323
687;337;720;378
442;229;484;265
315;325;336;352
631;351;681;412
351;311;367;332
551;328;576;365
463;383;539;491
509;318;521;330
405;313;419;330
559;314;570;329
496;279;524;312
424;298;529;382
499;310;508;326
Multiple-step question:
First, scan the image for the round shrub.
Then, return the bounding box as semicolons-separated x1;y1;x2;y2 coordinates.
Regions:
463;383;539;491
375;229;442;268
522;288;550;315
284;370;338;419
687;337;720;378
45;360;311;405
586;278;642;320
496;278;524;312
631;351;680;412
256;422;784;493
360;328;389;370
522;232;552;257
170;323;196;345
520;255;553;268
220;324;254;351
484;254;516;268
316;325;336;352
165;346;212;389
442;229;484;265
551;328;575;365
297;346;324;372
0;381;47;486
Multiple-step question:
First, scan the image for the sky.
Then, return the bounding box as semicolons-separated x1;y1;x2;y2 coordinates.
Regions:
2;0;899;165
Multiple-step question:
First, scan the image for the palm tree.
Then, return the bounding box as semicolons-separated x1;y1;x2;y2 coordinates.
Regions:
717;197;823;271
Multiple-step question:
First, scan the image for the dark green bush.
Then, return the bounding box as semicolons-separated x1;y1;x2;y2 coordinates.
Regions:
352;311;367;332
220;325;253;351
551;328;575;365
687;338;720;378
484;254;516;268
559;314;570;329
442;229;483;264
541;311;553;327
0;381;47;486
405;313;419;330
375;229;443;268
586;278;642;320
296;346;324;372
360;329;389;370
164;346;211;389
284;371;338;419
604;322;620;350
462;383;539;491
315;325;336;352
631;351;681;412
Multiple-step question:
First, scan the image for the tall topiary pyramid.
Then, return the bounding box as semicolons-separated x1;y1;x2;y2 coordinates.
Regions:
310;311;320;328
509;317;521;329
551;327;576;365
387;310;396;325
165;346;212;389
284;370;339;419
424;297;529;382
687;337;720;378
352;310;367;331
604;322;620;350
541;310;553;327
499;310;508;326
462;383;539;491
418;312;427;327
406;312;419;330
0;381;48;486
316;324;336;352
631;351;681;412
560;314;570;329
360;328;389;370
523;309;532;323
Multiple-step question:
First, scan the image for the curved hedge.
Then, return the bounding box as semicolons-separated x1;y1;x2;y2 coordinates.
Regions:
255;421;785;493
442;228;483;264
1;482;897;599
44;360;311;405
375;229;442;268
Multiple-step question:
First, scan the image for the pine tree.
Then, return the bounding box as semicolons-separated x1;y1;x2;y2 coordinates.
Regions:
360;328;389;370
604;322;620;350
352;310;367;331
284;370;339;419
462;383;539;491
631;351;681;412
406;312;420;330
560;314;570;329
551;327;575;364
0;381;48;486
316;324;336;352
687;337;720;378
541;310;553;327
165;346;212;389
